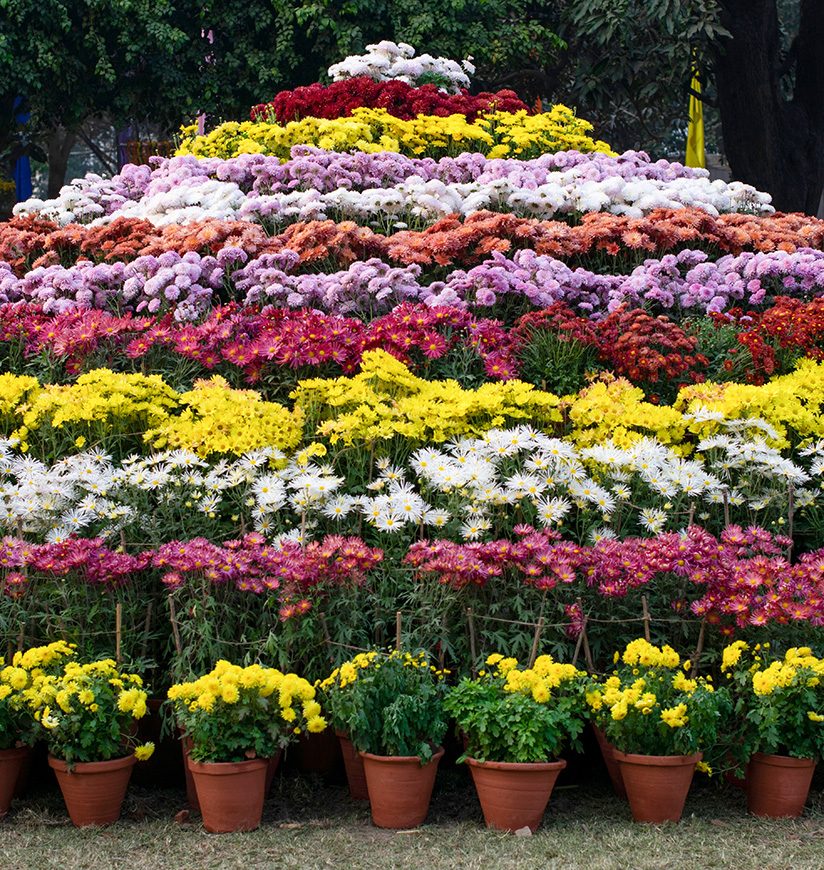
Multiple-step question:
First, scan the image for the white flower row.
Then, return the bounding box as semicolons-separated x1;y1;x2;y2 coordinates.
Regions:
0;421;814;546
15;172;773;228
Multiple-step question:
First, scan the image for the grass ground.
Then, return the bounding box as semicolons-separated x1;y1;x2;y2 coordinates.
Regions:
3;761;824;870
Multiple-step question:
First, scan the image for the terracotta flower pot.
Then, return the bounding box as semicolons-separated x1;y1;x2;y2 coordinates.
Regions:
294;728;342;776
336;730;368;800
746;752;816;818
592;725;626;798
49;754;136;827
264;750;283;795
360;747;444;829
466;757;566;832
613;749;701;823
0;746;29;816
187;756;268;833
179;734;200;812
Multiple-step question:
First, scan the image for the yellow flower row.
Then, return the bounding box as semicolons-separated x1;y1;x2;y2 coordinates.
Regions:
175;106;614;160
1;355;823;457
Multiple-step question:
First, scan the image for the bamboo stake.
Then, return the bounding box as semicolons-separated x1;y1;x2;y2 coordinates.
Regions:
438;613;447;671
690;620;707;678
787;484;794;555
641;595;651;642
319;611;335;663
528;616;545;668
115;602;122;663
467;608;478;678
168;595;183;657
395;611;402;651
140;602;153;661
582;617;595;673
572;627;584;668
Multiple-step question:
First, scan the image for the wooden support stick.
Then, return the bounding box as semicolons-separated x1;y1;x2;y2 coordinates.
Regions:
467;607;478;678
528;616;545;668
395;611;402;652
319;611;335;663
140;602;153;661
572;627;584;667
17;622;24;653
641;595;651;642
438;613;447;671
168;595;183;657
582;617;595;673
115;602;122;663
690;620;707;677
787;484;794;555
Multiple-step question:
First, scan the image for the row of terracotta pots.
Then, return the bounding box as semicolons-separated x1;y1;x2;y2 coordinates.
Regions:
596;727;817;822
0;732;817;831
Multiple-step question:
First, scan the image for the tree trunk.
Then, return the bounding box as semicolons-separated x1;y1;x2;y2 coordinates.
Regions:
46;127;78;198
714;0;824;214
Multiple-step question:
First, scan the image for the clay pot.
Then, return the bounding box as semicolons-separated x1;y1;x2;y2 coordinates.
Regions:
592;726;626;798
187;756;268;833
264;750;283;795
0;746;29;816
179;734;200;812
336;730;368;800
466;757;566;832
613;750;701;823
360;747;444;829
294;728;342;777
49;754;136;827
746;752;816;818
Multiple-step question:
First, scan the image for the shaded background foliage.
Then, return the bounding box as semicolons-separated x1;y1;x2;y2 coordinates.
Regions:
0;0;821;212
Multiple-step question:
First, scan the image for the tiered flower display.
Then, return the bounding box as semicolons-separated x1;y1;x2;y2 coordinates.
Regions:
0;43;822;830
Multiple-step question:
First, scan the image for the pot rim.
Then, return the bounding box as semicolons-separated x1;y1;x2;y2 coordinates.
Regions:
0;745;30;759
187;756;270;774
751;752;817;768
48;753;137;773
465;757;567;771
612;749;702;765
359;746;445;764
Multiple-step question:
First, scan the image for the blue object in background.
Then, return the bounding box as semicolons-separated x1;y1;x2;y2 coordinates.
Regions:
12;96;32;202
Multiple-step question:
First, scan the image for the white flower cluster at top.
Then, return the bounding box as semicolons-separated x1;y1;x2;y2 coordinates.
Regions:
327;40;475;93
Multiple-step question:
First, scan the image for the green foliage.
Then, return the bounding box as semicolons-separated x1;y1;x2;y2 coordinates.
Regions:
556;0;729;152
444;655;588;763
334;650;448;762
518;330;600;395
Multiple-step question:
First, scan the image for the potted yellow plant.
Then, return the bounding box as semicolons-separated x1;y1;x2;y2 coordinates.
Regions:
0;641;76;816
334;650;448;829
168;660;326;833
587;638;729;823
445;652;587;832
318;651;379;800
28;657;154;827
721;641;824;818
